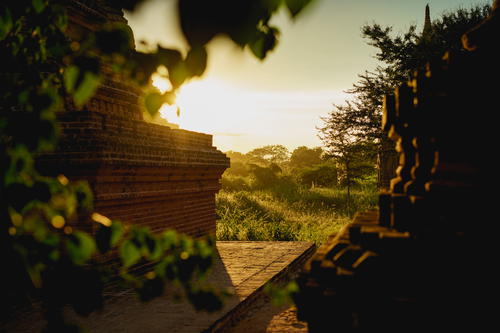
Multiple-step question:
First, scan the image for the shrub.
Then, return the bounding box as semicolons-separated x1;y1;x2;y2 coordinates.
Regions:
221;175;250;191
224;161;250;177
296;164;338;188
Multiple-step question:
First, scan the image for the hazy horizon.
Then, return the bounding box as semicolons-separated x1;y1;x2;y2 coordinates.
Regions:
126;0;488;154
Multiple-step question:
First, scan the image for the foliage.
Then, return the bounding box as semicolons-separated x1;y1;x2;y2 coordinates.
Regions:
246;144;290;166
318;4;491;186
289;146;324;168
0;0;314;330
220;175;251;192
296;163;337;188
318;107;377;194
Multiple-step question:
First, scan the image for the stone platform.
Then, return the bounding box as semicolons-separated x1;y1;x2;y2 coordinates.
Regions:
2;241;315;333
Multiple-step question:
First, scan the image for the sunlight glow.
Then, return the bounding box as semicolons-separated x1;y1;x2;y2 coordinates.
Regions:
153;77;257;135
151;75;349;153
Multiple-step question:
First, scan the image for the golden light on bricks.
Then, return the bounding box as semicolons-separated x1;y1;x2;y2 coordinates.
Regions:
57;174;69;186
91;212;112;227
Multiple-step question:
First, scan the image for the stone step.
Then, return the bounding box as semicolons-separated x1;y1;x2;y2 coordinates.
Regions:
2;241;315;333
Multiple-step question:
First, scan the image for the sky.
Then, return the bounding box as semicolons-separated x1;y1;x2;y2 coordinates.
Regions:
125;0;489;153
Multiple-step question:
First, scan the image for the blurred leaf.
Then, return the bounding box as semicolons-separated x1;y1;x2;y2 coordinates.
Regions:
110;221;124;247
0;7;13;40
169;62;189;89
263;0;284;13
139;276;164;302
178;0;218;47
95;224;111;254
74;71;100;107
109;0;146;11
284;0;313;18
95;221;123;254
156;47;182;68
95;24;133;55
185;46;207;77
143;234;162;260
249;32;267;60
120;240;141;268
249;28;278;60
69;268;104;316
161;230;179;249
66;231;96;265
32;0;45;14
188;288;223;312
73;181;93;212
32;180;51;202
144;91;164;116
63;65;79;93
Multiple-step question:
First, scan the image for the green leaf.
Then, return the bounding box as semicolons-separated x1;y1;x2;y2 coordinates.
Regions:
32;0;46;14
139;276;164;302
284;0;313;18
144;91;164;116
110;221;124;247
249;32;267;60
156;47;182;68
95;23;133;55
63;65;79;93
95;221;123;254
161;230;179;250
185;46;207;77
0;7;13;41
120;240;141;268
188;288;223;312
74;71;101;107
169;62;189;89
263;0;284;13
66;231;96;265
73;181;93;212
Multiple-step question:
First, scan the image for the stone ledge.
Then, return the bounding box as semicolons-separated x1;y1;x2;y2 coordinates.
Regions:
2;241;316;333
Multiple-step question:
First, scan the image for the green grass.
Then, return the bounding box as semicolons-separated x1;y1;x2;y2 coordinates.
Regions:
216;186;378;245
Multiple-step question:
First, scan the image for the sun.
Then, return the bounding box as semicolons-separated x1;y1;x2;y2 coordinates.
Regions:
152;76;256;135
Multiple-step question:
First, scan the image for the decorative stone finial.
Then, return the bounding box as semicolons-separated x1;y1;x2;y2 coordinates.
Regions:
423;4;432;36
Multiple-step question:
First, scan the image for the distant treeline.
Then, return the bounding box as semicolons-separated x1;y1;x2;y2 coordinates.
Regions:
222;145;376;192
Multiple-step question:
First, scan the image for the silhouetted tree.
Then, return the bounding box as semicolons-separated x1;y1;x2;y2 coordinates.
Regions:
318;107;376;212
320;4;491;188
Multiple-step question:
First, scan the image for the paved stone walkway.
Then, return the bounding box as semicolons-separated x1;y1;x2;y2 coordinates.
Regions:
2;241;315;333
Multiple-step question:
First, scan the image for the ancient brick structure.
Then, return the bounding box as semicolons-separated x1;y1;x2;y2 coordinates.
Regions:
295;2;499;331
37;0;229;237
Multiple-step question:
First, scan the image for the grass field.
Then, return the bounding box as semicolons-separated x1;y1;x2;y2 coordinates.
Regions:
216;186;378;245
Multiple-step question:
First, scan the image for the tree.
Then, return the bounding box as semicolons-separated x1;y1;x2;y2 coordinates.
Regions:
246;144;290;166
319;4;491;188
289;146;323;168
0;0;314;330
318;107;375;212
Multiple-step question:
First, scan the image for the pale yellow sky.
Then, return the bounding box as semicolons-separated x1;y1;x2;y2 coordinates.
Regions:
125;0;488;153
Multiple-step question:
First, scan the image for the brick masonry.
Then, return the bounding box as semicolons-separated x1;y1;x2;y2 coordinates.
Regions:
37;0;229;237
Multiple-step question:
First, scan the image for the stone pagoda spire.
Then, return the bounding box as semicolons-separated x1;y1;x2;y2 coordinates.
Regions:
423;4;432;37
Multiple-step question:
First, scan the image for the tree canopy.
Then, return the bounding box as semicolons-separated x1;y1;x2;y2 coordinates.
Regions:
318;4;491;186
289;146;323;168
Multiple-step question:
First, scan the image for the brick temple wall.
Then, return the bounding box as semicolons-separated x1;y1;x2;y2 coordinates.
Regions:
38;110;228;237
37;0;229;237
